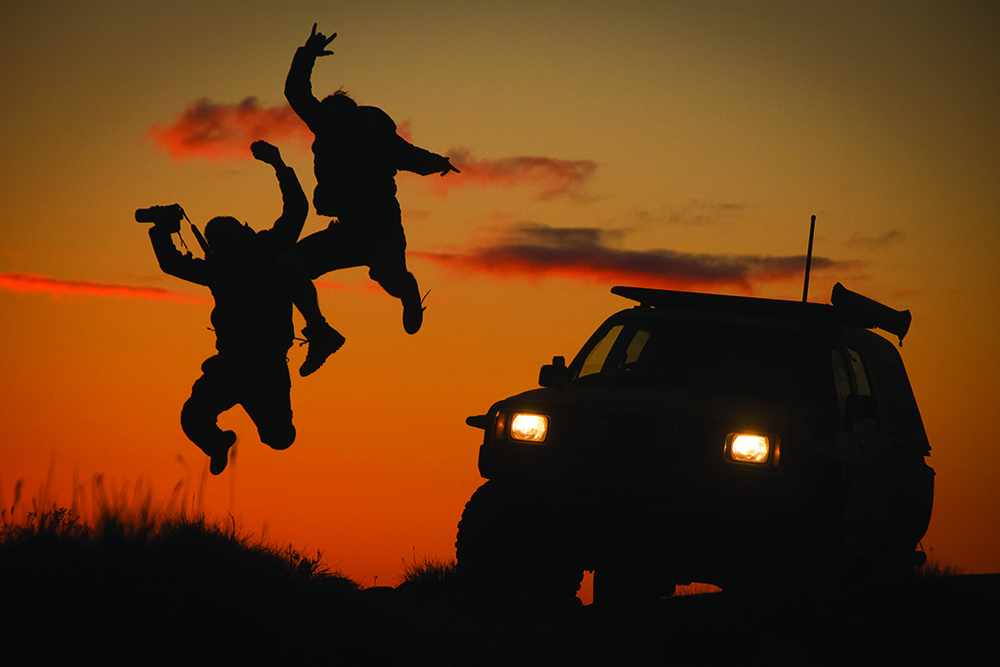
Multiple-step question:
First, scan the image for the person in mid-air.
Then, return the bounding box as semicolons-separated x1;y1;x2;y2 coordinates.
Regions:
280;23;460;377
145;141;308;474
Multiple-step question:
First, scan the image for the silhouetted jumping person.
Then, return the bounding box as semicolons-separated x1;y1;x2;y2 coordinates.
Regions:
144;141;308;474
279;23;460;376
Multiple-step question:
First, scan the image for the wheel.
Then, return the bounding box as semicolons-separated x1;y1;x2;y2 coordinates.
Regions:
456;481;583;600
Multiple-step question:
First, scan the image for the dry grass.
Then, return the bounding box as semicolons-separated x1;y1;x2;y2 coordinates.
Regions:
399;550;459;585
916;546;964;577
1;470;355;587
1;469;367;660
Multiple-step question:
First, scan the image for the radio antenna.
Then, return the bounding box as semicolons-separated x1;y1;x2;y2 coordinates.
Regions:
802;214;816;303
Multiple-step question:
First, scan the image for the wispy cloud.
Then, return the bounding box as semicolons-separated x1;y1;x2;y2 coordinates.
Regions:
441;150;597;200
631;200;749;227
412;224;854;292
669;200;748;226
847;229;906;250
0;272;209;303
146;97;312;162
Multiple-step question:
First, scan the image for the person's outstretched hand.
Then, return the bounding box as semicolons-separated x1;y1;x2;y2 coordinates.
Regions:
251;140;284;167
304;23;336;57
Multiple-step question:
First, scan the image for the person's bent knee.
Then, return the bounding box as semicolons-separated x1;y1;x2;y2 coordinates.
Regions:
181;401;223;449
261;424;296;451
369;266;416;298
181;400;206;435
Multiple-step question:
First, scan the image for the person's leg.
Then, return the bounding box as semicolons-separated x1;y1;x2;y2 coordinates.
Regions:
241;357;296;451
277;249;325;329
364;200;425;334
180;356;239;475
369;261;424;334
280;225;356;376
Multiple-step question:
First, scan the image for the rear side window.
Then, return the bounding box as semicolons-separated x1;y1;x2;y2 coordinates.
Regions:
832;349;852;418
845;346;879;428
846;347;872;396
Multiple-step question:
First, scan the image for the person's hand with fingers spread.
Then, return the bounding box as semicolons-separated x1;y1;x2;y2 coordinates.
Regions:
303;23;336;58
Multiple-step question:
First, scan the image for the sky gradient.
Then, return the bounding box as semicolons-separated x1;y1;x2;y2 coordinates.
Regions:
3;1;999;586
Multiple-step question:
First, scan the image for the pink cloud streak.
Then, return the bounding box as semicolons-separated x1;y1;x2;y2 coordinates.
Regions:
146;97;313;162
443;150;597;200
0;272;209;304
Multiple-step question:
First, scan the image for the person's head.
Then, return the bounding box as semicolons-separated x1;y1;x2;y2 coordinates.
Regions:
204;216;254;253
321;89;357;117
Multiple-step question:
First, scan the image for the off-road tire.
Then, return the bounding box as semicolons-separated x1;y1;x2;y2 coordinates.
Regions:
456;481;583;600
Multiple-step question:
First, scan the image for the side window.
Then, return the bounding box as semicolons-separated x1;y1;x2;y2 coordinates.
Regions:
846;347;872;396
623;329;650;366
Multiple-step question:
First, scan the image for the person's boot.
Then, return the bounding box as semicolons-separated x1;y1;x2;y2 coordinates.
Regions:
299;323;346;376
403;289;429;335
210;430;237;476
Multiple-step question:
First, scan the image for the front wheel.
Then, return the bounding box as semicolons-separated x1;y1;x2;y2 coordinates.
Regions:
456;481;583;600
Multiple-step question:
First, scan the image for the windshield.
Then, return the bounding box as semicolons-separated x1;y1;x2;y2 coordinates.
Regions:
574;316;806;396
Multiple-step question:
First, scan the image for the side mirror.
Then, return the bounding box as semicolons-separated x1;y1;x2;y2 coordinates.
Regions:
465;414;492;430
845;394;880;422
538;356;569;387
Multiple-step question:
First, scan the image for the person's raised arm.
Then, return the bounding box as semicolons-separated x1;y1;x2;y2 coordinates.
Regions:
394;134;461;177
285;24;337;131
251;141;308;248
148;220;209;286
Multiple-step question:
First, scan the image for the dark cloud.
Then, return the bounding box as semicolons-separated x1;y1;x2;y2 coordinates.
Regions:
632;200;748;226
668;200;748;226
412;224;853;292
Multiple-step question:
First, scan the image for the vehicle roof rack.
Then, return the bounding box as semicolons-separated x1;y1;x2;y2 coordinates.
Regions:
611;283;911;344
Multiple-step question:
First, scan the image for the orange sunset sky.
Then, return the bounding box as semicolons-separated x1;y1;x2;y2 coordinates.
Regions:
2;1;999;585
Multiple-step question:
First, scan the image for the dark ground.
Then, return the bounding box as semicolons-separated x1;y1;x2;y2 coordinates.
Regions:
3;514;994;664
375;574;999;665
9;570;996;664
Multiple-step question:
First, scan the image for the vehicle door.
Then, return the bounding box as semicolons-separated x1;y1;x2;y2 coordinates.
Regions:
833;336;896;554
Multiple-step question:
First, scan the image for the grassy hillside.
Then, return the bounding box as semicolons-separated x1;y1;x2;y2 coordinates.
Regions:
2;483;991;665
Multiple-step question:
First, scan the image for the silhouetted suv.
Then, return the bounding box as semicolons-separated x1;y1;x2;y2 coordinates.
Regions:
458;284;934;602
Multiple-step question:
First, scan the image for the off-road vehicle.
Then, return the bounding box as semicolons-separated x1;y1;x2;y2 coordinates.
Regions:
457;283;934;602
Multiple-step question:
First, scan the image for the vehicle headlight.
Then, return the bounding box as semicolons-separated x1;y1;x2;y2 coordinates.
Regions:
727;433;771;464
510;413;549;443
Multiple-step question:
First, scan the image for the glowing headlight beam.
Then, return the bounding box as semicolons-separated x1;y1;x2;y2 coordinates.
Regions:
729;434;770;463
510;413;548;443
